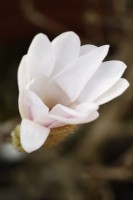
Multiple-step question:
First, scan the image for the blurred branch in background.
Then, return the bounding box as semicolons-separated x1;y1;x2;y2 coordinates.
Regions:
113;0;127;16
19;0;68;34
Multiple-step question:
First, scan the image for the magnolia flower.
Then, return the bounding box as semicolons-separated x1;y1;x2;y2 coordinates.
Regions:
18;31;129;153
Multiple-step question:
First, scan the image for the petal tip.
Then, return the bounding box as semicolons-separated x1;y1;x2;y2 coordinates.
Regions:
33;32;48;40
102;44;110;51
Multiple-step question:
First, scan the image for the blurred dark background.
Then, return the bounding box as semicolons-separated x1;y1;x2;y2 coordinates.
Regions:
0;0;133;200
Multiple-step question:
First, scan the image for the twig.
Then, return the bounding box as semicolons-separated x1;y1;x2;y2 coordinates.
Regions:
84;165;133;182
19;0;68;34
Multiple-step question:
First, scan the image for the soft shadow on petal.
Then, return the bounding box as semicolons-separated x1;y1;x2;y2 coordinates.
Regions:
18;55;28;91
78;60;127;103
19;90;49;120
55;45;109;102
50;104;79;116
40;81;71;108
94;78;129;105
20;119;50;153
28;77;71;108
52;31;80;75
80;44;97;56
27;33;55;79
28;77;48;100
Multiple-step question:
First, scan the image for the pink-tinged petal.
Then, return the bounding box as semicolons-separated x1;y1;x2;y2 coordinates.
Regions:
94;78;129;105
78;61;127;103
48;111;99;128
50;103;98;119
18;55;28;91
20;119;50;153
35;103;80;128
47;103;99;128
50;104;79;117
19;90;49;120
27;33;55;79
51;31;80;74
34;114;55;128
80;44;97;56
54;45;109;102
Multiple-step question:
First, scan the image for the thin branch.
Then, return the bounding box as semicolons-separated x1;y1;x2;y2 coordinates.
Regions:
19;0;68;34
84;166;133;182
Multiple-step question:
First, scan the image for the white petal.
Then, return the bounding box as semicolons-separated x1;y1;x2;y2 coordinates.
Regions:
34;114;55;128
78;61;127;103
39;80;71;108
27;76;71;109
20;119;50;153
52;31;80;74
80;44;97;56
50;103;98;117
19;90;49;120
95;78;129;105
27;33;55;79
27;77;48;100
48;111;99;128
73;102;99;113
47;103;99;128
47;104;79;128
50;104;79;117
35;103;82;128
55;45;109;102
18;55;28;91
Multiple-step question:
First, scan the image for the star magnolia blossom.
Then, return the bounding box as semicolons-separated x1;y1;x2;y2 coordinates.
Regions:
18;31;129;153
